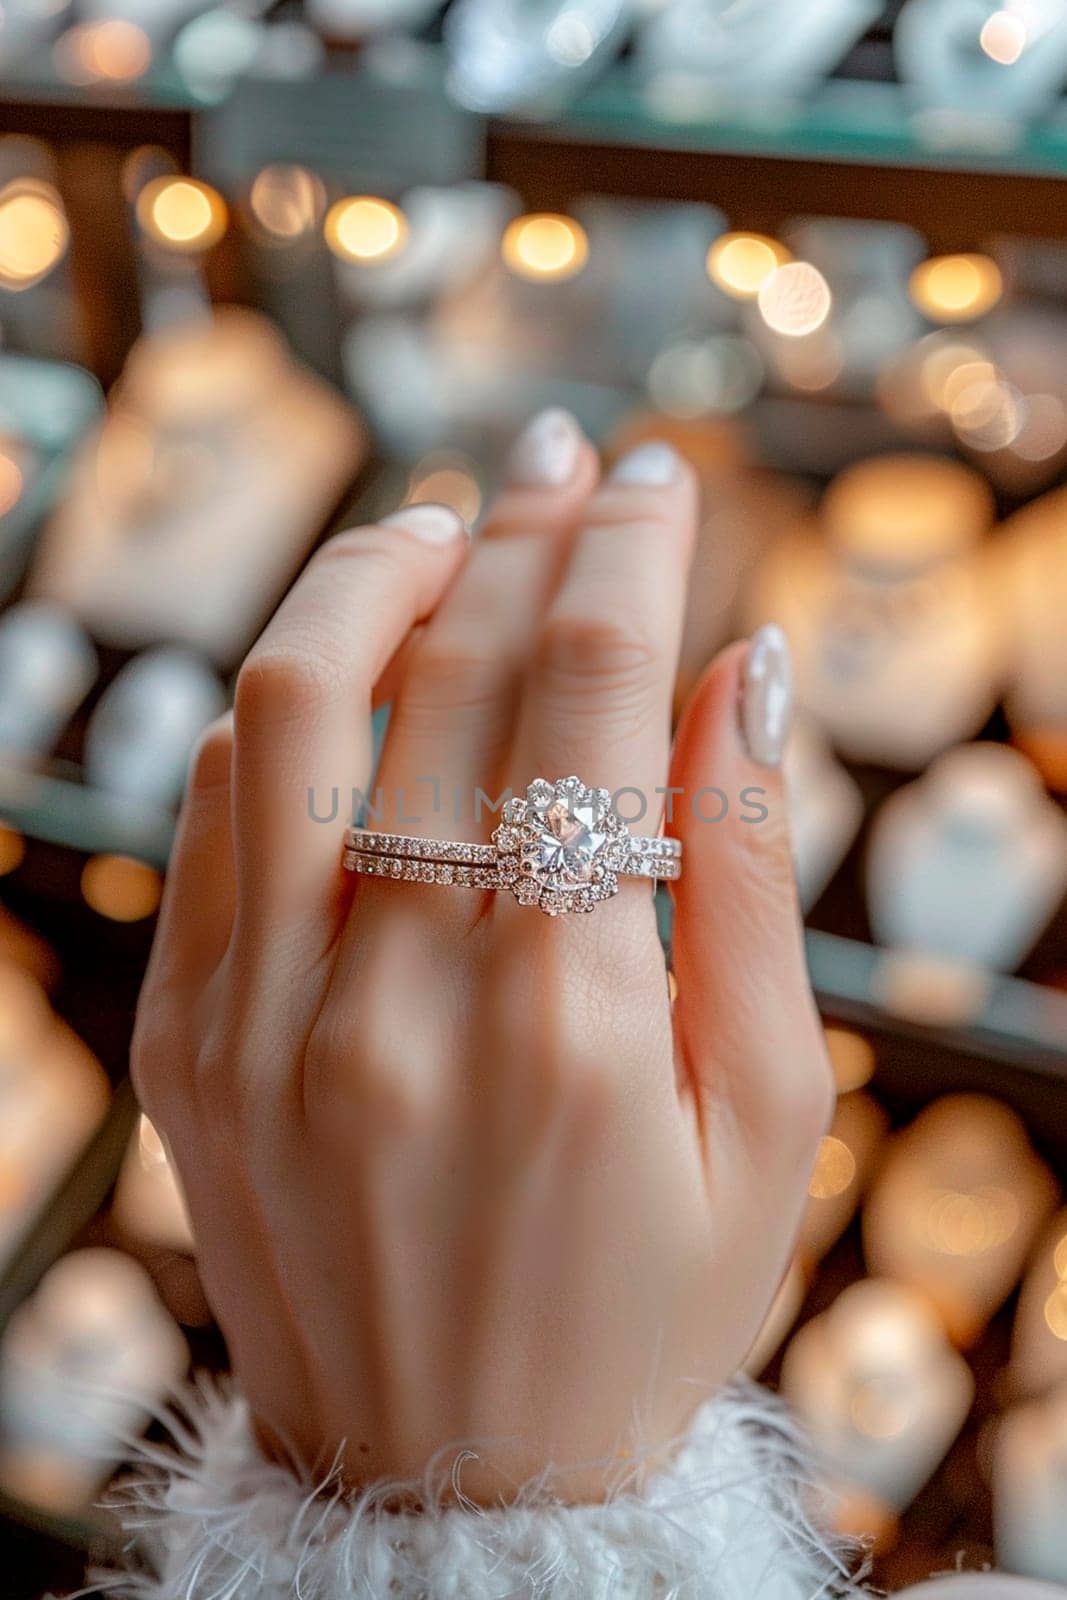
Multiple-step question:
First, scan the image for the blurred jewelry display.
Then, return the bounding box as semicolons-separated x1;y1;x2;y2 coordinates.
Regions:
444;0;633;113
1009;1207;1067;1401
999;484;1067;791
748;455;1004;770
781;1278;974;1544
862;1095;1058;1348
84;647;226;806
866;744;1067;973
637;0;883;110
0;1249;186;1513
0;967;110;1276
783;719;865;913
0;602;98;760
29;309;365;665
995;1382;1067;1585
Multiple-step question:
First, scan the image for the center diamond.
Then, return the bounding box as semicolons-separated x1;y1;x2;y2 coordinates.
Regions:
537;799;608;887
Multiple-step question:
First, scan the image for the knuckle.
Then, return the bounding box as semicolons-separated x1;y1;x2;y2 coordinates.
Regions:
538;606;662;694
235;644;343;732
402;633;502;715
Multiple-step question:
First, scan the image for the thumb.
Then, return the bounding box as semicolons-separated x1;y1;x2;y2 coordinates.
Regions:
669;626;833;1164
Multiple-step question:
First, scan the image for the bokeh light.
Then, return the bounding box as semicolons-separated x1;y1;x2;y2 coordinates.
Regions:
81;855;163;922
325;196;409;264
405;451;483;524
808;1136;858;1201
136;177;228;253
909;254;1004;322
706;232;790;300
54;19;152;84
980;9;1027;64
502;213;589;282
249;165;326;242
757;261;832;338
824;1027;876;1093
0;182;69;291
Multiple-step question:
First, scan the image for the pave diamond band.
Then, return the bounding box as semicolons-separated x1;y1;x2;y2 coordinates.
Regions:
340;776;682;917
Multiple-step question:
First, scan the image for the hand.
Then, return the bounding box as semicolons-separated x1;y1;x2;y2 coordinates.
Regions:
133;410;833;1502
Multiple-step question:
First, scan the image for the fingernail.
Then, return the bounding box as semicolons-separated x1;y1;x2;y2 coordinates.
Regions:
609;441;680;487
507;407;583;487
741;624;793;767
381;504;468;545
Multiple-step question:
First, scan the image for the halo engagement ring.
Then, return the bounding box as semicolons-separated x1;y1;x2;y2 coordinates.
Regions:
341;776;682;917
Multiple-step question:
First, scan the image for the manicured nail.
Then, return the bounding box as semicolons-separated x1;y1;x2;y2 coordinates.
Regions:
741;624;793;767
381;504;468;545
508;407;583;487
609;441;680;487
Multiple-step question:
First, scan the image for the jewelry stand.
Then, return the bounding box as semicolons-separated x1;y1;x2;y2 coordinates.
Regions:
866;743;1067;974
29;308;366;666
784;718;865;913
1009;1208;1067;1401
999;484;1067;792
780;1278;974;1543
862;1095;1058;1348
84;647;226;806
0;603;98;759
0;981;110;1279
0;1249;186;1514
995;1382;1067;1586
746;454;1003;769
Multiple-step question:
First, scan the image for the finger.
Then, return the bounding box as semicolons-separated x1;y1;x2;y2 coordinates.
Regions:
669;627;834;1163
231;505;468;941
374;409;599;841
512;441;699;847
142;713;235;1001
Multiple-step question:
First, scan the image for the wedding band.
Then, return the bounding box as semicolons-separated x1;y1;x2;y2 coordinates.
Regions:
341;775;681;917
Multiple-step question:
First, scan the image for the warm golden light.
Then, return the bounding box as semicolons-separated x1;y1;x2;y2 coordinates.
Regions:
0;183;69;290
0;451;23;517
808;1135;857;1201
502;213;589;283
824;1027;876;1093
249;165;325;242
909;254;1004;322
406;453;483;525
0;824;25;876
950;375;1024;451
1045;1282;1067;1342
81;855;162;923
706;232;790;300
1053;1232;1067;1280
55;18;152;84
325;196;409;265
757;261;832;338
136;177;228;253
980;9;1027;64
912;1185;1020;1257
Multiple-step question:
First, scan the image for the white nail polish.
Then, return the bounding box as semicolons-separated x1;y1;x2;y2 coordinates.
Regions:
609;441;680;487
742;624;793;767
381;504;467;545
507;407;583;487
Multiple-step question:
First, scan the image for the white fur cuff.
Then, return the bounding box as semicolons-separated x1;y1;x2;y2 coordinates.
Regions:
104;1378;860;1599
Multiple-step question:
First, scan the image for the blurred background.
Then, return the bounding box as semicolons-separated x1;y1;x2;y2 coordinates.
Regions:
3;1;1067;1592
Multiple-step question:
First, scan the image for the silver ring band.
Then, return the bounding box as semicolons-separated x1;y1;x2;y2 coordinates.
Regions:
340;776;682;917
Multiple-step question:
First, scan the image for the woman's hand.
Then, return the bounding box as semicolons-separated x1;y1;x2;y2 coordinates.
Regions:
133;410;833;1502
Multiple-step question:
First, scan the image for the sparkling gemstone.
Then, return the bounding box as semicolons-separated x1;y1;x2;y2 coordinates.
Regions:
535;798;608;887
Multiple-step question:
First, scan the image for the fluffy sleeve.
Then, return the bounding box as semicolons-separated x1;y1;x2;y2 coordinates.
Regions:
103;1376;863;1599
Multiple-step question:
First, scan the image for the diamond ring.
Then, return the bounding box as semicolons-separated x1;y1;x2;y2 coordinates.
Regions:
342;776;681;917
